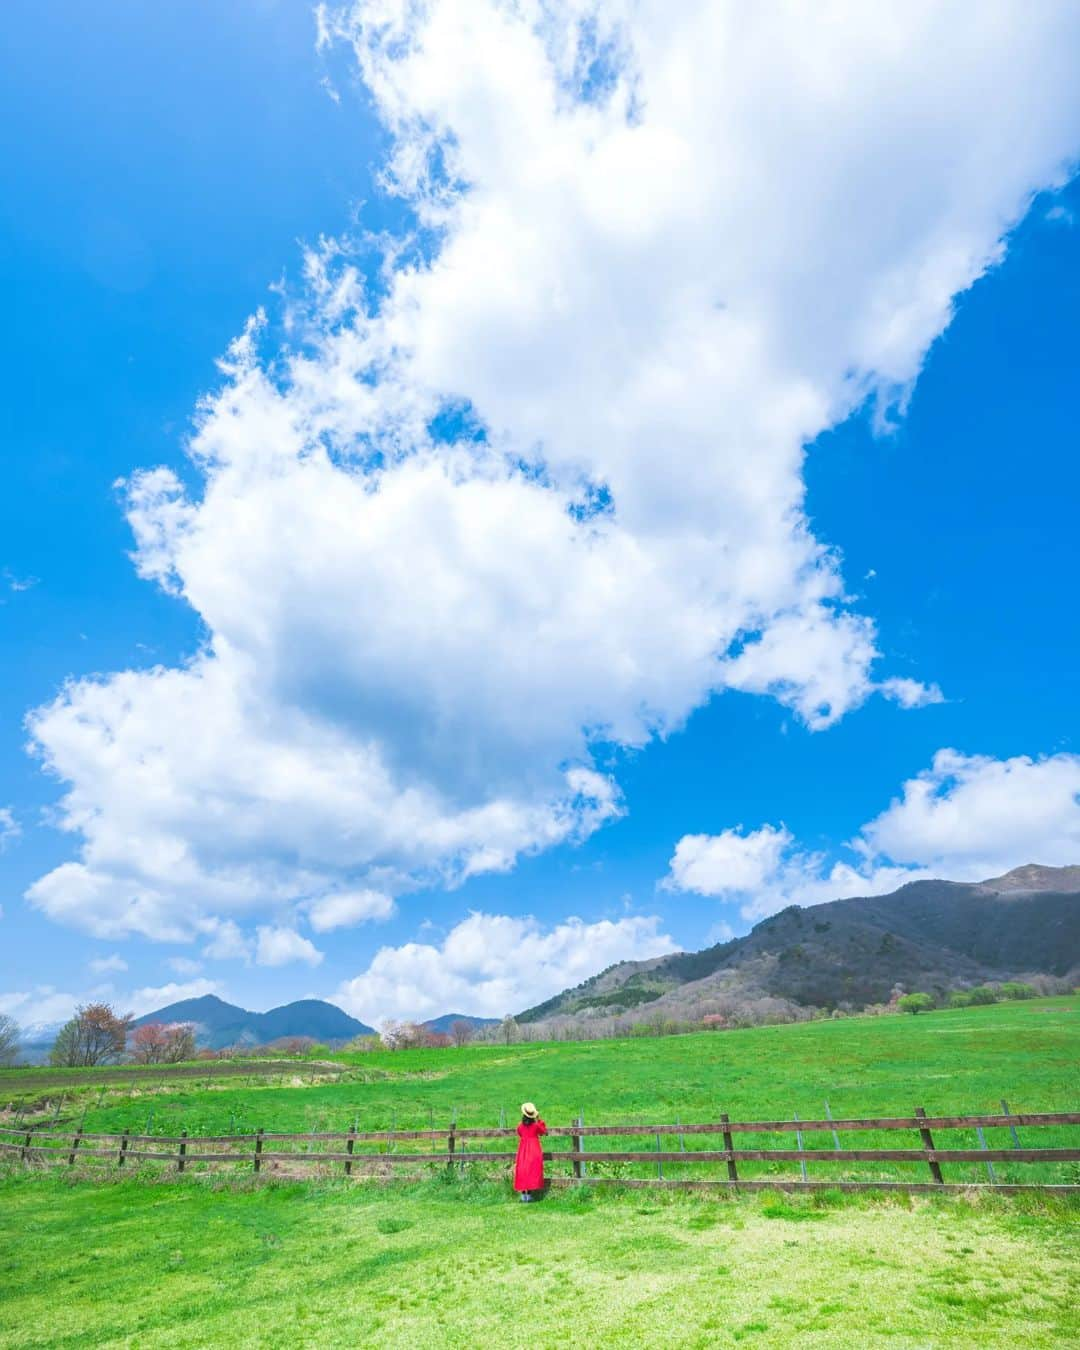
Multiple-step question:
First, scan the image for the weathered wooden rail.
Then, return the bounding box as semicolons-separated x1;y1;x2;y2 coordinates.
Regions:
2;1110;1077;1193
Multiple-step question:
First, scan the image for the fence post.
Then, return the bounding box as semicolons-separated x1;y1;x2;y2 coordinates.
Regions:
20;1130;31;1163
571;1115;583;1182
914;1107;943;1184
254;1128;264;1174
655;1132;663;1180
447;1125;455;1175
824;1101;841;1152
1000;1098;1022;1150
118;1131;130;1169
975;1126;997;1183
794;1113;808;1181
721;1112;738;1182
177;1129;187;1174
68;1127;83;1167
345;1131;354;1177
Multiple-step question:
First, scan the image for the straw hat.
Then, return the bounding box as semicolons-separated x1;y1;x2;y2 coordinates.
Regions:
521;1101;539;1120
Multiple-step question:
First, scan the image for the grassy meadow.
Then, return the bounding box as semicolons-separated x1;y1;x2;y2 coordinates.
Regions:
1;996;1077;1347
0;1171;1077;1349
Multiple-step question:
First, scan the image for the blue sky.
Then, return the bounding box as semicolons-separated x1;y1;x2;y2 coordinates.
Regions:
2;2;1079;1029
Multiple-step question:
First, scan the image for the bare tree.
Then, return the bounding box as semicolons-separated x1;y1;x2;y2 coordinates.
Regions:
162;1023;195;1062
49;1003;132;1067
500;1015;519;1045
0;1013;20;1066
449;1019;474;1048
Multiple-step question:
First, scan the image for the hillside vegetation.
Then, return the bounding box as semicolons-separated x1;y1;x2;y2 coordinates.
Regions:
519;865;1079;1031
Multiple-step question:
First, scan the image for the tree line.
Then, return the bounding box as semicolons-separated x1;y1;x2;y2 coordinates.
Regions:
896;981;1040;1014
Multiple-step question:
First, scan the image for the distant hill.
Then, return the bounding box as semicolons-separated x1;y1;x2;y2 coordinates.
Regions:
518;864;1080;1025
422;1013;500;1034
133;994;373;1049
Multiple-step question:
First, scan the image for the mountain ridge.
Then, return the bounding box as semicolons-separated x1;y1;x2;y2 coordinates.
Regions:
517;864;1080;1026
132;994;374;1049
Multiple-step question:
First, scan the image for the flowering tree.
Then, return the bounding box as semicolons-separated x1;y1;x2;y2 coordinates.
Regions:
50;1003;133;1066
130;1021;195;1063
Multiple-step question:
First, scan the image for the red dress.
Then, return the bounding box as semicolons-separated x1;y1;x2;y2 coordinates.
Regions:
513;1119;547;1191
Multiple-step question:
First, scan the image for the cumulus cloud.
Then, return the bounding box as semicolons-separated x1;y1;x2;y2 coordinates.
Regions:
0;987;80;1033
24;2;1080;942
87;953;128;975
165;956;204;976
0;807;20;852
663;824;919;921
663;749;1080;918
255;926;325;968
308;889;395;932
127;978;221;1017
0;977;222;1030
335;910;677;1023
858;748;1080;879
200;919;254;962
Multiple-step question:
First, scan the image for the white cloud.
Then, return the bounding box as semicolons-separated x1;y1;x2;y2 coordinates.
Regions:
24;2;1080;942
0;807;20;852
255;926;325;968
0;978;223;1032
165;956;204;976
3;570;38;594
877;678;946;711
663;748;1080;918
88;953;128;975
0;987;79;1034
200;918;254;962
308;889;395;932
335;910;677;1023
858;748;1080;879
705;920;737;946
127;979;221;1018
663;824;918;921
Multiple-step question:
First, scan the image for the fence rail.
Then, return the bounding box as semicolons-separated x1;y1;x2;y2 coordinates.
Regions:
2;1110;1077;1193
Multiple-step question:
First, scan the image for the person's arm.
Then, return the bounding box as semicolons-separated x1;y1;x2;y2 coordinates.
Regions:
538;1119;547;1136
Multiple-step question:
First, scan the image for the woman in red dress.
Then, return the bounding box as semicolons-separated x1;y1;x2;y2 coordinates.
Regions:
514;1101;547;1202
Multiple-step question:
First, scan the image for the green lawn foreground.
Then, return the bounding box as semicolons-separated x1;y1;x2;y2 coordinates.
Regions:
0;1172;1076;1349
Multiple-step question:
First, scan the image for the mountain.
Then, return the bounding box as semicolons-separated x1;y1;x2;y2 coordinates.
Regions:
518;864;1080;1026
422;1013;500;1034
133;995;373;1050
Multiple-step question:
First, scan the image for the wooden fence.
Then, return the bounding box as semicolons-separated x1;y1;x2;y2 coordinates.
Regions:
2;1110;1078;1193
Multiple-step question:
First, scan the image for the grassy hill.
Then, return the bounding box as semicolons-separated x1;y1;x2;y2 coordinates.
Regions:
519;865;1080;1025
6;996;1076;1142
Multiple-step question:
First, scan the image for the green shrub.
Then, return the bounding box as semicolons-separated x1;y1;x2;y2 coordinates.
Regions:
897;993;934;1015
997;982;1036;1001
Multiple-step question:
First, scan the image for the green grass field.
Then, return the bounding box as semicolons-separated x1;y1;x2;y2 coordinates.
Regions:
1;997;1077;1346
8;997;1077;1136
0;1173;1077;1348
